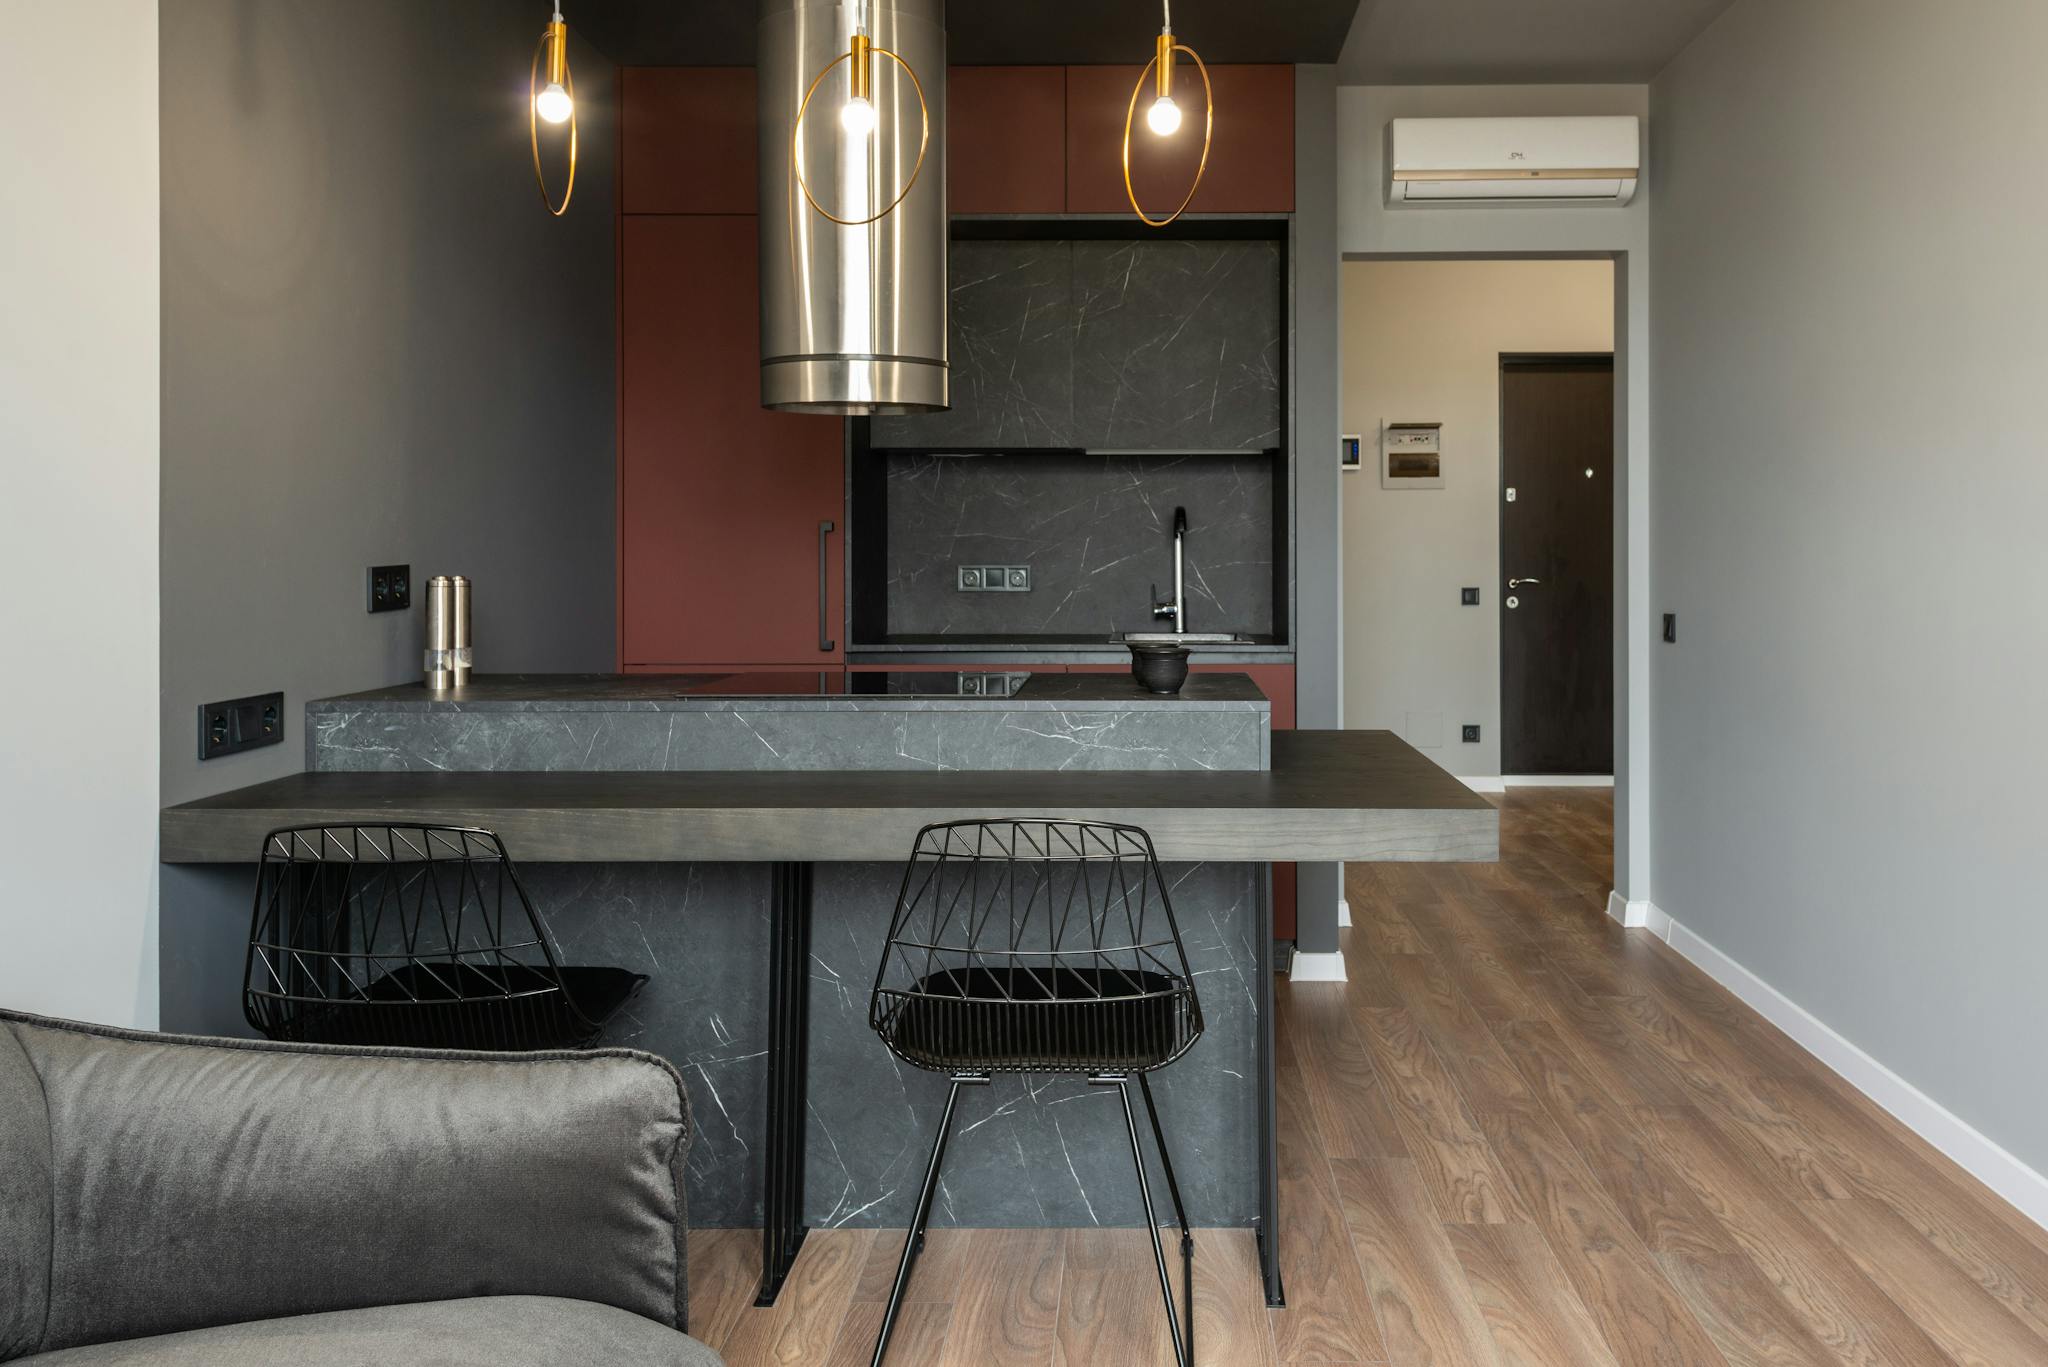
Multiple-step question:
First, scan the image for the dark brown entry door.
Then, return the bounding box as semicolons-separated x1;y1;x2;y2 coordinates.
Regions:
1501;356;1614;774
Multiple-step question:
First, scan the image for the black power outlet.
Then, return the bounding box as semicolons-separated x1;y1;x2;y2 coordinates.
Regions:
199;691;285;760
1462;724;1481;743
1460;587;1481;606
368;564;411;613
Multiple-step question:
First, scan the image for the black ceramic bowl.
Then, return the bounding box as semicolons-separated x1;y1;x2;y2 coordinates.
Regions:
1127;643;1191;694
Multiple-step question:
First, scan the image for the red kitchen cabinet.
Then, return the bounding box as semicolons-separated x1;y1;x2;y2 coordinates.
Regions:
948;67;1067;214
622;68;758;215
1063;64;1294;215
619;215;845;666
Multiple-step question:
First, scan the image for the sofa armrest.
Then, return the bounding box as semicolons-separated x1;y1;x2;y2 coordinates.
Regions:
0;1010;691;1360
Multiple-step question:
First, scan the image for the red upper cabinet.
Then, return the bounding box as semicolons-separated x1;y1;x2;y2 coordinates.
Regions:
619;215;845;665
622;68;758;214
1063;64;1294;215
948;67;1067;215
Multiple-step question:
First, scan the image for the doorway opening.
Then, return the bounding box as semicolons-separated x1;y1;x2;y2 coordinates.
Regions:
1338;258;1617;790
1499;354;1615;777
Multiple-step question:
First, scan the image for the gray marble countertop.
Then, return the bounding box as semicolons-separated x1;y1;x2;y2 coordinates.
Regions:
307;672;1271;715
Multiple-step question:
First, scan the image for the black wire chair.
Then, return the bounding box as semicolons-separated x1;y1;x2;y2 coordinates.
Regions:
866;819;1203;1367
242;824;647;1052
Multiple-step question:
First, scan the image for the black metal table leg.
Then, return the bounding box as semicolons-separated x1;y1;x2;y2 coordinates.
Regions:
1257;863;1286;1307
757;860;814;1306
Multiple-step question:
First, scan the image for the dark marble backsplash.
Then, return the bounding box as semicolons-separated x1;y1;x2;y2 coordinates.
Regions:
871;237;1283;452
881;450;1276;637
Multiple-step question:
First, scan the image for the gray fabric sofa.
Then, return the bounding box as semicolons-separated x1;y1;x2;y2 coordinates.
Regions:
0;1008;722;1366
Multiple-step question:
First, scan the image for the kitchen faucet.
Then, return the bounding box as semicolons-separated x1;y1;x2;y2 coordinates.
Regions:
1151;506;1189;633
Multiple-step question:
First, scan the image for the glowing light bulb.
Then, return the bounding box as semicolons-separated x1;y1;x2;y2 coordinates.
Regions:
1146;95;1182;136
841;95;877;137
535;81;573;124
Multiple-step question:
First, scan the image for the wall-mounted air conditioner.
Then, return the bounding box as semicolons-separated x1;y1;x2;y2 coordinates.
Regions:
1387;116;1640;207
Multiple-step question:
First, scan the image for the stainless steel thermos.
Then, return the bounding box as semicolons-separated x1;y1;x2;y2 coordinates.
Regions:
424;575;472;690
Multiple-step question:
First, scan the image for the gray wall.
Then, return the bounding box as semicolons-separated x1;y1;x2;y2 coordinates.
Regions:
160;0;620;805
1293;66;1343;954
1651;0;2048;1172
0;0;161;1027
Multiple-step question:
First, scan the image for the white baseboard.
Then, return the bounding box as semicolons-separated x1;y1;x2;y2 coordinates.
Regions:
1605;890;1657;929
1461;775;1614;794
1288;951;1348;983
1337;897;1352;929
1640;902;2048;1234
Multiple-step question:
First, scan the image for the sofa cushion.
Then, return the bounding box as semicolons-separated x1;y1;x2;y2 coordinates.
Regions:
0;1023;52;1361
12;1297;722;1367
0;1010;691;1358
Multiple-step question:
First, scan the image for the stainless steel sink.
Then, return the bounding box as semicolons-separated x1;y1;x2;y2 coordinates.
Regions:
1115;632;1254;646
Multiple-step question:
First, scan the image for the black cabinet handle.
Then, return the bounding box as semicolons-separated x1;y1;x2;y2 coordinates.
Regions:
818;520;836;653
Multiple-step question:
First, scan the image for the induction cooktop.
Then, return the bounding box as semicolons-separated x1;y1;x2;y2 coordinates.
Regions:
670;671;1034;699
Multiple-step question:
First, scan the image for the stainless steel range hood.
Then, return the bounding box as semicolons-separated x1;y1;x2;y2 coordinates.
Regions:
757;0;949;414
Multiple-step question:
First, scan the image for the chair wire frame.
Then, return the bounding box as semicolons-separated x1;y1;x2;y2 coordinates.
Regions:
865;819;1202;1367
868;818;1204;1074
242;824;646;1052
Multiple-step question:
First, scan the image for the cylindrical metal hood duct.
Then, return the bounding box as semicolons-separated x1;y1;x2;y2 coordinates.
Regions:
758;0;948;414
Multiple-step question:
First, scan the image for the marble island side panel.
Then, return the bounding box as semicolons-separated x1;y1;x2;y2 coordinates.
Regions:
526;858;1260;1228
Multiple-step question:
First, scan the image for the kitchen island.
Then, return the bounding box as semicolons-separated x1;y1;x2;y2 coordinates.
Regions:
160;672;1495;1307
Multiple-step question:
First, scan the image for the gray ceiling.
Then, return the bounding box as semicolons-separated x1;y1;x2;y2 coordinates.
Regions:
570;1;1735;85
571;1;1362;67
1338;0;1737;85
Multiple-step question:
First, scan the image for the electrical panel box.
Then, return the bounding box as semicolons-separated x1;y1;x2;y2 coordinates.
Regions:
1382;422;1444;489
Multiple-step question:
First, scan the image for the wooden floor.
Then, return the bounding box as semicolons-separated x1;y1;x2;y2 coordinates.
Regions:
688;788;2048;1366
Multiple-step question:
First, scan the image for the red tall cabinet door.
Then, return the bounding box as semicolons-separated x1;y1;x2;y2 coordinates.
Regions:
619;215;845;666
1064;64;1294;215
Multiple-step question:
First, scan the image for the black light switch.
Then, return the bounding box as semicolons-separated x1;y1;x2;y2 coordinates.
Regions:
1461;587;1480;606
1663;613;1677;643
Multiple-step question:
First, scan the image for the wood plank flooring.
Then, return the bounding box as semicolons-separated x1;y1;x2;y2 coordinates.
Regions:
690;788;2048;1365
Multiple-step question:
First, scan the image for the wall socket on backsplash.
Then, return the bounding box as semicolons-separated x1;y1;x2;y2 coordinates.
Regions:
957;565;1031;592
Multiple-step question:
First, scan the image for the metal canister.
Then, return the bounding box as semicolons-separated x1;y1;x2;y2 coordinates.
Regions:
424;576;455;690
450;575;473;686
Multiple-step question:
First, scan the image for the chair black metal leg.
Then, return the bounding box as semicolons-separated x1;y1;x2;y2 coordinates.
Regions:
758;861;814;1307
1137;1073;1193;1237
872;1077;967;1367
1115;1078;1192;1367
1138;1072;1195;1363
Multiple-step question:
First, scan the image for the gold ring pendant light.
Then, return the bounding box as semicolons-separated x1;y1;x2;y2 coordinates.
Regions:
1122;0;1213;227
792;16;930;226
529;5;577;216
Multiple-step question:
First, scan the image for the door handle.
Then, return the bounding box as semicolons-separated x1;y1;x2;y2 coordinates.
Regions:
1508;577;1543;588
817;520;836;653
